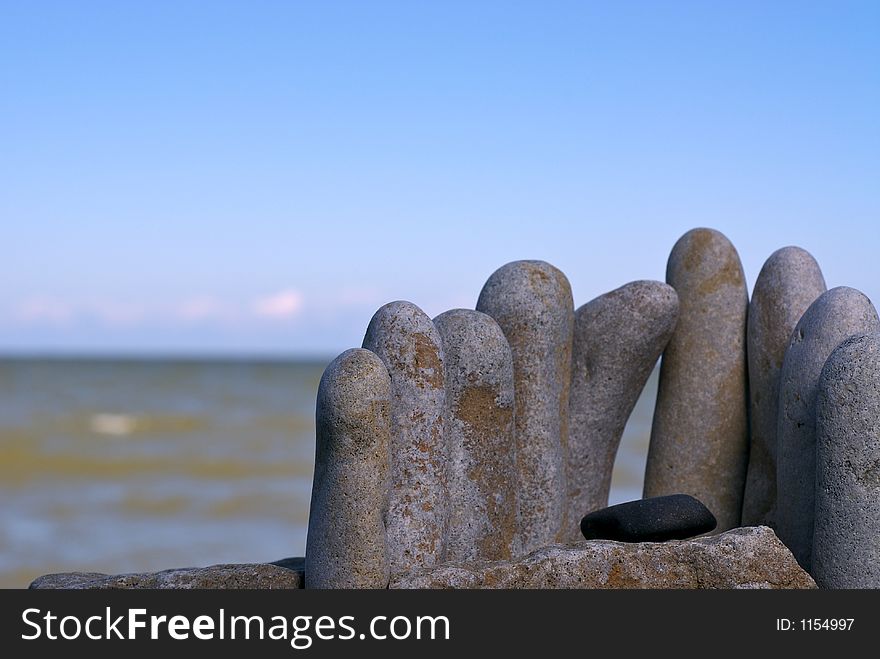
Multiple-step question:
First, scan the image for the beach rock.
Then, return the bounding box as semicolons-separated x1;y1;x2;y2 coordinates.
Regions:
29;563;304;589
305;348;391;588
644;228;749;532
566;281;678;539
363;301;448;571
813;333;880;588
434;309;517;562
580;494;716;542
742;247;826;529
776;287;879;571
390;526;815;589
476;260;574;553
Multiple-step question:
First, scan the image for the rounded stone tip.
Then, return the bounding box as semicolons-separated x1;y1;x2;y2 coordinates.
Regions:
317;348;390;441
820;285;874;308
362;299;444;391
604;280;679;317
433;309;513;402
477;260;573;309
792;287;879;342
366;300;429;327
486;259;567;279
675;227;732;245
434;308;508;341
767;245;821;264
668;228;745;281
751;246;826;310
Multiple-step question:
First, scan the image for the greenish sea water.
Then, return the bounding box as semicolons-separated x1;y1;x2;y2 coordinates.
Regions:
0;357;655;588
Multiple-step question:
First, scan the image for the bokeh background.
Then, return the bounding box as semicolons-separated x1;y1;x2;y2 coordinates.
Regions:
1;1;877;587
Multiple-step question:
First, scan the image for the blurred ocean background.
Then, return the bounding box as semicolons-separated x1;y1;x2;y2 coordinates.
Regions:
0;357;656;588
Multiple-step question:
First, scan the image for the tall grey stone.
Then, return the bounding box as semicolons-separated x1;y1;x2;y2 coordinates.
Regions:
305;349;391;589
565;280;679;541
363;301;447;572
476;260;574;553
644;228;749;532
742;247;826;528
813;333;880;588
434;309;517;562
776;287;879;571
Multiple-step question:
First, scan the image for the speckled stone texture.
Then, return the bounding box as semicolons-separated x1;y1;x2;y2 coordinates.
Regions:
363;301;448;572
580;494;716;542
813;333;880;588
476;260;574;554
776;287;879;571
434;309;517;562
644;228;749;532
566;281;678;540
742;247;826;529
390;527;815;589
30;563;304;589
305;348;391;588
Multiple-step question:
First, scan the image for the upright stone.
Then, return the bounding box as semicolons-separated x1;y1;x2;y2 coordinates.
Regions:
434;309;517;562
305;349;391;589
813;333;880;588
742;247;826;528
565;280;679;541
363;301;447;572
643;228;749;532
476;260;574;553
776;287;879;571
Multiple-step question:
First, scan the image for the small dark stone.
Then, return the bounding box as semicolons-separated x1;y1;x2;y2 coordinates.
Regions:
270;556;305;572
580;494;717;542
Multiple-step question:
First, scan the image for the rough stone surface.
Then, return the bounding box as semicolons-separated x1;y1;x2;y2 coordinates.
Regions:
305;348;391;588
813;333;880;588
644;228;749;532
580;494;716;543
434;309;516;562
363;301;447;572
30;563;304;589
566;281;678;540
742;247;826;529
476;260;574;553
776;287;879;571
390;527;815;589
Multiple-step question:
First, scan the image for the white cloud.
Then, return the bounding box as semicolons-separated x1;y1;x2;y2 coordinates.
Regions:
6;289;310;329
177;296;228;322
13;297;74;324
252;289;304;319
86;300;146;326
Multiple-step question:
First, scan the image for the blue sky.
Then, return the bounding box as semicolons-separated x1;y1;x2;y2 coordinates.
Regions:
2;1;878;356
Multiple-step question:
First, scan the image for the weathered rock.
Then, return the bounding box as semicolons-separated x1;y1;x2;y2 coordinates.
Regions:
776;287;879;571
742;247;826;528
476;260;574;553
390;526;815;589
566;281;678;539
580;494;716;542
644;228;749;532
30;563;304;589
434;309;516;562
813;333;880;588
363;301;447;571
305;348;391;588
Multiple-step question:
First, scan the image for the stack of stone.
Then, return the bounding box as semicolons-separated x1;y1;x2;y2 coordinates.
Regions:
306;227;880;590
